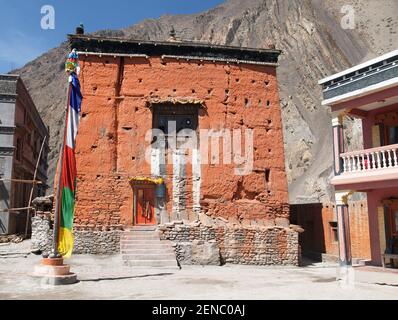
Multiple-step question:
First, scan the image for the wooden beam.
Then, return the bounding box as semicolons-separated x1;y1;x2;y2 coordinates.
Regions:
0;179;43;184
349;108;369;119
1;207;34;213
25;135;47;238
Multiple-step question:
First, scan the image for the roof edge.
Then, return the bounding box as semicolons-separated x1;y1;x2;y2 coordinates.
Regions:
68;34;282;65
68;34;282;55
319;49;398;85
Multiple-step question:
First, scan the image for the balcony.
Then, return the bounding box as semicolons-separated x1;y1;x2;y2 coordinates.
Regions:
332;144;398;188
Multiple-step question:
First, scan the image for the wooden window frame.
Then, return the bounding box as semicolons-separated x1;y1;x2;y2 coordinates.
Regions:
390;208;398;237
151;103;199;152
329;221;339;243
384;124;398;146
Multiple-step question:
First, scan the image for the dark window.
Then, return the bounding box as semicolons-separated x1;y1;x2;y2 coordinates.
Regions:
16;139;22;161
152;104;199;151
387;126;398;145
329;221;338;243
0;157;5;177
390;209;398;237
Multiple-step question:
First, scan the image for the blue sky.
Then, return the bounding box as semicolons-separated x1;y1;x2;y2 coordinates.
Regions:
0;0;224;73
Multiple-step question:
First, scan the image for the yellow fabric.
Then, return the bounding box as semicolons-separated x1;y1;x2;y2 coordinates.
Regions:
130;176;164;185
58;227;74;258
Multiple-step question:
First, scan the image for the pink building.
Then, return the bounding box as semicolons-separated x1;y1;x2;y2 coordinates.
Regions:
319;50;398;267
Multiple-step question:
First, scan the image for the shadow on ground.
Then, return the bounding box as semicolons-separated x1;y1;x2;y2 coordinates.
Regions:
79;272;174;282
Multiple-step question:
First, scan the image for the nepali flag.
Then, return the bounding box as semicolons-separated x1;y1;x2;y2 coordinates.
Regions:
57;72;82;258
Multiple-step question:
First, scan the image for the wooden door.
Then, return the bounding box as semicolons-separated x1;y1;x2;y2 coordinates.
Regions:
389;202;398;238
135;187;156;225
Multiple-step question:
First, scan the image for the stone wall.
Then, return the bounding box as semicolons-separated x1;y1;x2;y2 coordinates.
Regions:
159;221;300;266
31;211;299;265
30;213;122;255
73;225;122;254
31;213;53;253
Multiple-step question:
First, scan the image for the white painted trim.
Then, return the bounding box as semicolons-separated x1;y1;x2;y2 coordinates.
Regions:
161;55;278;67
172;151;179;219
172;150;186;219
319;49;398;85
150;147;160;176
66;105;80;149
76;51;149;59
192;148;201;217
321;77;398;106
331;167;398;186
323;62;398;94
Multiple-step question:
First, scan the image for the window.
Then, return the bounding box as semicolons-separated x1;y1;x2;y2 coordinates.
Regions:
16;139;22;161
390;210;398;237
152;104;198;151
329;221;338;243
387;126;398;145
0;157;5;177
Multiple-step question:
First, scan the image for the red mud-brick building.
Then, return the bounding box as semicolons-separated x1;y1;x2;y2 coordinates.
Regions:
32;34;299;266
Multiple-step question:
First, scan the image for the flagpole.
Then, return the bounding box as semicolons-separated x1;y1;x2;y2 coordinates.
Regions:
50;82;70;258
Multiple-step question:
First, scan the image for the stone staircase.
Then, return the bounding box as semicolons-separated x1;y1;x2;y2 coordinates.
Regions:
121;226;179;268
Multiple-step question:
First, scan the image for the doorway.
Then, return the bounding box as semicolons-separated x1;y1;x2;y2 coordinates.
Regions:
134;186;156;225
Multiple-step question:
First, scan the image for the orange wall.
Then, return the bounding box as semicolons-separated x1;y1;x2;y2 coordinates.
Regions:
73;55;288;228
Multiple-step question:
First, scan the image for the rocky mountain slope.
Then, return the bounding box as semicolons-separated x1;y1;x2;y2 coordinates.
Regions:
13;0;398;203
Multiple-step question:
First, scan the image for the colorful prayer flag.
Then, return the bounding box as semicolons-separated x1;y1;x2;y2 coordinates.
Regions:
57;67;82;258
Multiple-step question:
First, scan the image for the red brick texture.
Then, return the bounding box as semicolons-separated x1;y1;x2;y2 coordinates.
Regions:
73;55;289;228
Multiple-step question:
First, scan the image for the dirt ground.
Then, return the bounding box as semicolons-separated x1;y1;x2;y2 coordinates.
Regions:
1;241;397;300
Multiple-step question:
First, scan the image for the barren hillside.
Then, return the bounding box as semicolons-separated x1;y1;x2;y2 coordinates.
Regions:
13;0;398;203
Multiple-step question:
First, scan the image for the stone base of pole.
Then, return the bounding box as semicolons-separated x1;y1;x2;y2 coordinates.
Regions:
31;257;77;285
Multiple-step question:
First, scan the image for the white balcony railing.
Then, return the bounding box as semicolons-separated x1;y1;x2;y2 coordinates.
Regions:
340;144;398;174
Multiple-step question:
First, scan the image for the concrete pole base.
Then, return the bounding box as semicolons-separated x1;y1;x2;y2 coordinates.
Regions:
31;258;78;285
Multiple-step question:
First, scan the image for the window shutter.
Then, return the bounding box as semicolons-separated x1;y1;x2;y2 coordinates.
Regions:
372;124;384;147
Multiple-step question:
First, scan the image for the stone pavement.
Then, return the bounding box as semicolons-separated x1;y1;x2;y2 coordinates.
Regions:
0;248;397;300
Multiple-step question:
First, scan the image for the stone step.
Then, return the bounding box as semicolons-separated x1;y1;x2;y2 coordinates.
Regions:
121;235;161;240
122;231;160;235
124;230;159;234
352;258;371;266
120;243;173;250
122;253;176;261
126;226;158;231
123;259;178;267
120;228;177;268
121;248;175;255
120;239;167;245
